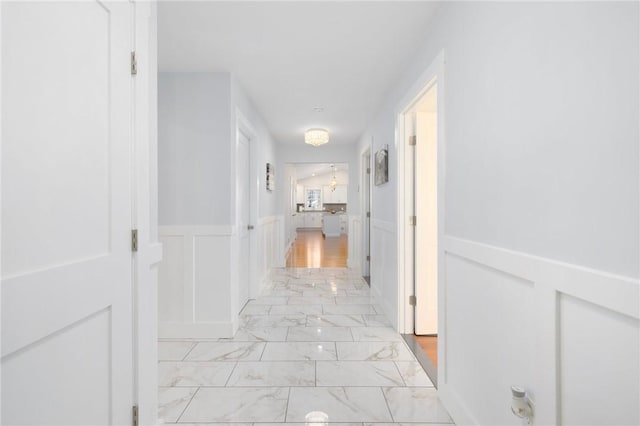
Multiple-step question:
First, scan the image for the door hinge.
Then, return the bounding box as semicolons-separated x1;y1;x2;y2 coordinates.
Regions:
366;255;371;261
132;405;139;426
366;211;371;218
409;295;417;306
130;51;137;75
408;135;417;146
131;229;138;252
366;167;371;174
409;215;417;226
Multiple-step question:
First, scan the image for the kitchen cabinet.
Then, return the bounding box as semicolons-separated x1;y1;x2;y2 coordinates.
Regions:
296;184;305;204
340;215;348;234
304;212;323;228
322;185;348;204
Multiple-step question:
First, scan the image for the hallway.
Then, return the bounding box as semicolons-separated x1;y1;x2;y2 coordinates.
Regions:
286;230;348;268
158;267;453;424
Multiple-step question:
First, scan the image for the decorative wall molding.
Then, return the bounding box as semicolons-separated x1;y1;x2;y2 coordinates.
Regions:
348;215;362;271
158;225;236;339
370;218;398;330
439;236;639;426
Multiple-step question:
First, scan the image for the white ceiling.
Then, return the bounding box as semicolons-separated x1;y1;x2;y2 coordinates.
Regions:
158;1;441;145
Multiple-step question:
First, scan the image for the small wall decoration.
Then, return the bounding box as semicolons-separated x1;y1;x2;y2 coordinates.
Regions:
266;163;275;191
374;145;389;186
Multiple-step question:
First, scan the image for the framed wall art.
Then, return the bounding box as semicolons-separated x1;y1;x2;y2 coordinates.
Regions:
266;163;275;191
374;145;389;186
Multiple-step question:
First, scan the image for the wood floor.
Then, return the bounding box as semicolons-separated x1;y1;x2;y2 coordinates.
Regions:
414;335;438;367
286;229;348;268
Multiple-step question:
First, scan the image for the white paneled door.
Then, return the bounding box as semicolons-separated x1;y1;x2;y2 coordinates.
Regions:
2;2;134;425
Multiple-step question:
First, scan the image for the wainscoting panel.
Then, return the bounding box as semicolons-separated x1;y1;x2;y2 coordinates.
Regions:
558;294;639;426
370;219;398;330
158;226;235;338
440;236;640;426
348;215;362;272
256;216;284;295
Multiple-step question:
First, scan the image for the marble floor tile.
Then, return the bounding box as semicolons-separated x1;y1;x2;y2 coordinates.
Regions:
180;387;289;423
382;387;453;423
307;314;366;327
335;296;376;305
261;342;338;361
261;423;362;426
345;289;373;297
184;341;266;361
287;387;393;422
287;326;354;342
362;314;392;327
336;342;416;361
303;289;347;297
248;296;289;305
350;327;404;342
316;361;404;386
241;314;307;328
289;296;337;305
241;304;272;315
158;387;197;423
395;362;434;387
158;361;236;387
222;326;289;342
158;341;196;361
269;304;323;316
226;361;315;386
261;289;304;297
322;304;379;315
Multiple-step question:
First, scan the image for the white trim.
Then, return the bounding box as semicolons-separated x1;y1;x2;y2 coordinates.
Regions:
360;143;372;276
159;320;237;339
396;50;446;335
159;225;235;236
439;235;640;425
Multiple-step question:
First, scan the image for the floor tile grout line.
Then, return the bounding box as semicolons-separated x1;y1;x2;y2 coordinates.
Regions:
174;386;200;423
223;361;239;387
380;386;396;423
180;342;198;361
283;386;292;422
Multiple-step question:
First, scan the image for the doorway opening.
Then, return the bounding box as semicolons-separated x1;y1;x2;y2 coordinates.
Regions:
397;52;444;387
285;163;349;268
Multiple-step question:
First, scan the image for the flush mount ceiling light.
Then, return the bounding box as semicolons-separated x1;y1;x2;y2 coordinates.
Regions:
304;128;329;147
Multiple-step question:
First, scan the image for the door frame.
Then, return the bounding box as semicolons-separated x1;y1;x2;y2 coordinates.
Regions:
396;51;445;343
235;109;259;300
360;143;372;277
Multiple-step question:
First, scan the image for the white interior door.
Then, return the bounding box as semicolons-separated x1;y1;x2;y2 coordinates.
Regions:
414;86;438;335
237;132;250;312
1;2;134;424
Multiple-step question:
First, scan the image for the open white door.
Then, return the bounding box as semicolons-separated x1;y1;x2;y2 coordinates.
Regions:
2;2;134;424
414;86;438;335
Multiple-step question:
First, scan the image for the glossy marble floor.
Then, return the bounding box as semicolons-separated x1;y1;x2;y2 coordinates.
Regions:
158;268;454;425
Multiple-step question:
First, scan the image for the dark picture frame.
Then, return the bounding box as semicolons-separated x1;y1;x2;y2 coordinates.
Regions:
266;163;274;191
374;145;389;186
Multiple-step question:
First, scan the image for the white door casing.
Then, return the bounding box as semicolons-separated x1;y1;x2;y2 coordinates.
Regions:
2;2;134;424
237;131;251;313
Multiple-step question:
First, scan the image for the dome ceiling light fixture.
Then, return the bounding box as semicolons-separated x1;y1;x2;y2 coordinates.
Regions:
304;128;329;147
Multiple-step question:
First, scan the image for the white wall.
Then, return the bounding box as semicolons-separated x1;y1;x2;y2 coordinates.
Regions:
158;72;231;225
158;72;281;337
360;2;639;425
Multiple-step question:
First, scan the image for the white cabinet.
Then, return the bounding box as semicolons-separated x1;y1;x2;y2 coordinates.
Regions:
294;214;305;229
304;213;323;228
322;185;348;204
340;215;348;234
